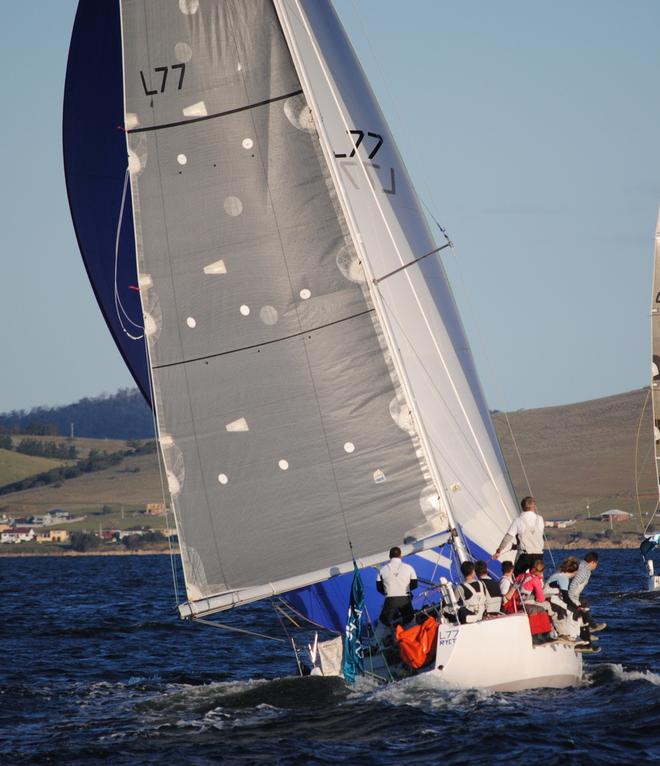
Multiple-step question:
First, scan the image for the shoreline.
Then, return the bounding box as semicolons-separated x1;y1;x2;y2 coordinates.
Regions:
0;548;180;557
0;540;642;557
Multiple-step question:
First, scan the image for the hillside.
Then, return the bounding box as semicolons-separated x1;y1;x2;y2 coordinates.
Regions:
493;388;656;545
0;449;69;486
0;388;655;548
0;451;163;515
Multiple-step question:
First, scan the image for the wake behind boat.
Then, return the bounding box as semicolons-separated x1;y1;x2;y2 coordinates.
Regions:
65;0;582;690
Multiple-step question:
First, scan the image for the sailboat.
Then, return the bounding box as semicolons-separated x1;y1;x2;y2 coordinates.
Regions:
64;0;581;690
645;209;660;591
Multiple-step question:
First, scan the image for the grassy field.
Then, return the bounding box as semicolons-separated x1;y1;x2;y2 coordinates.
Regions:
0;448;69;486
0;451;163;517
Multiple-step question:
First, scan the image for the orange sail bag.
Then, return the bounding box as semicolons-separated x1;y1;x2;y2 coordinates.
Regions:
395;616;439;669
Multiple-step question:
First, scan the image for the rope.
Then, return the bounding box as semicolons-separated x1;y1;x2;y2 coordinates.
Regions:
503;412;533;497
276;598;341;635
113;167;144;340
193;616;287;643
634;387;658;535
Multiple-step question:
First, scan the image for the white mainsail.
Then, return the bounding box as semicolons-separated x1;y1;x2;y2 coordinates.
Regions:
120;0;518;618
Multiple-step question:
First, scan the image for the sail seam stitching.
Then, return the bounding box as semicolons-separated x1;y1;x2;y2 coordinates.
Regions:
152;308;375;369
126;89;304;134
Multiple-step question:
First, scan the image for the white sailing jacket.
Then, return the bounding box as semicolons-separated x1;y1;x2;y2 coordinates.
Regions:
499;511;545;554
377;558;417;597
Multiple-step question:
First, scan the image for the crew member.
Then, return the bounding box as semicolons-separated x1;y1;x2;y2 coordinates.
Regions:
474;560;502;614
454;561;487;623
492;496;545;576
376;546;418;627
567;551;606;651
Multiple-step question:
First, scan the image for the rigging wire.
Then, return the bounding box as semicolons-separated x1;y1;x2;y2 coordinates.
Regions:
503;412;533;497
193;616;287;643
634;386;660;535
113;167;144;340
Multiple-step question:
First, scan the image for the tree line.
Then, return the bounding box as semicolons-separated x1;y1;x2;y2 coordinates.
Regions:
4;438;79;460
0;389;154;440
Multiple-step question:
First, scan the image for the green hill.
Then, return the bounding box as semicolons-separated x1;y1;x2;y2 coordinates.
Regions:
0;449;68;486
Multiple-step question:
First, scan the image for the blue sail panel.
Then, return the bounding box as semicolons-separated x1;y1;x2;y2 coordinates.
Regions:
63;0;151;403
283;535;497;634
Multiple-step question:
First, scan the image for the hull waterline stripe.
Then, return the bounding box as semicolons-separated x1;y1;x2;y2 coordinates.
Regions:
126;89;304;134
153;308;375;370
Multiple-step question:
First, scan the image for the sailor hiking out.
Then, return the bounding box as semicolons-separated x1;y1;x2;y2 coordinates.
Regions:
493;496;545;576
376;547;418;627
567;551;606;651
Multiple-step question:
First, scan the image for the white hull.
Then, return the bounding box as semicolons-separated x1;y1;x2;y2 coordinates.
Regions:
362;614;582;691
429;613;582;691
647;574;660;591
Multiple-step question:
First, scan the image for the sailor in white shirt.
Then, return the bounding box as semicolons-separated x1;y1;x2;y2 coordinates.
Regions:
376;547;418;626
492;496;545;576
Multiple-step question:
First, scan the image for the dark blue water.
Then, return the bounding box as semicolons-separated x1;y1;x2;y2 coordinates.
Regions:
1;549;658;765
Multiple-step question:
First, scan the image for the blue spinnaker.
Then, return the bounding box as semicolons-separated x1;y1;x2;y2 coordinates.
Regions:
63;0;150;403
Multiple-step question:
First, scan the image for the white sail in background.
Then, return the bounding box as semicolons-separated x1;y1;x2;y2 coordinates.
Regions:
120;0;517;617
651;208;660;492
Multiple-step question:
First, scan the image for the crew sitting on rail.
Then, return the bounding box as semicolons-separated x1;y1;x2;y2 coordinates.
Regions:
453;561;487;624
516;559;551;612
474;560;503;615
499;561;521;613
544;557;580;619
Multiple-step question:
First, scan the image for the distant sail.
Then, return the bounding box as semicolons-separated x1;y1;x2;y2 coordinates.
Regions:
652;208;660;490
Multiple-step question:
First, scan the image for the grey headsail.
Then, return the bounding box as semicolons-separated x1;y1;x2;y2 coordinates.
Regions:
120;0;443;612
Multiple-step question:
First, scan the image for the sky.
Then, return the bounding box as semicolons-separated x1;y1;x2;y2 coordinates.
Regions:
2;1;660;414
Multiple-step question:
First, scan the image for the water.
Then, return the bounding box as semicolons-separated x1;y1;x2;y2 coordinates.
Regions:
0;549;658;765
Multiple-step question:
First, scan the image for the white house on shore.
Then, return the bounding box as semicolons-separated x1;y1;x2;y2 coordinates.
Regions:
1;527;36;544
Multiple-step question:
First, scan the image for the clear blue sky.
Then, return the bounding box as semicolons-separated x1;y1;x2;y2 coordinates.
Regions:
2;1;660;413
